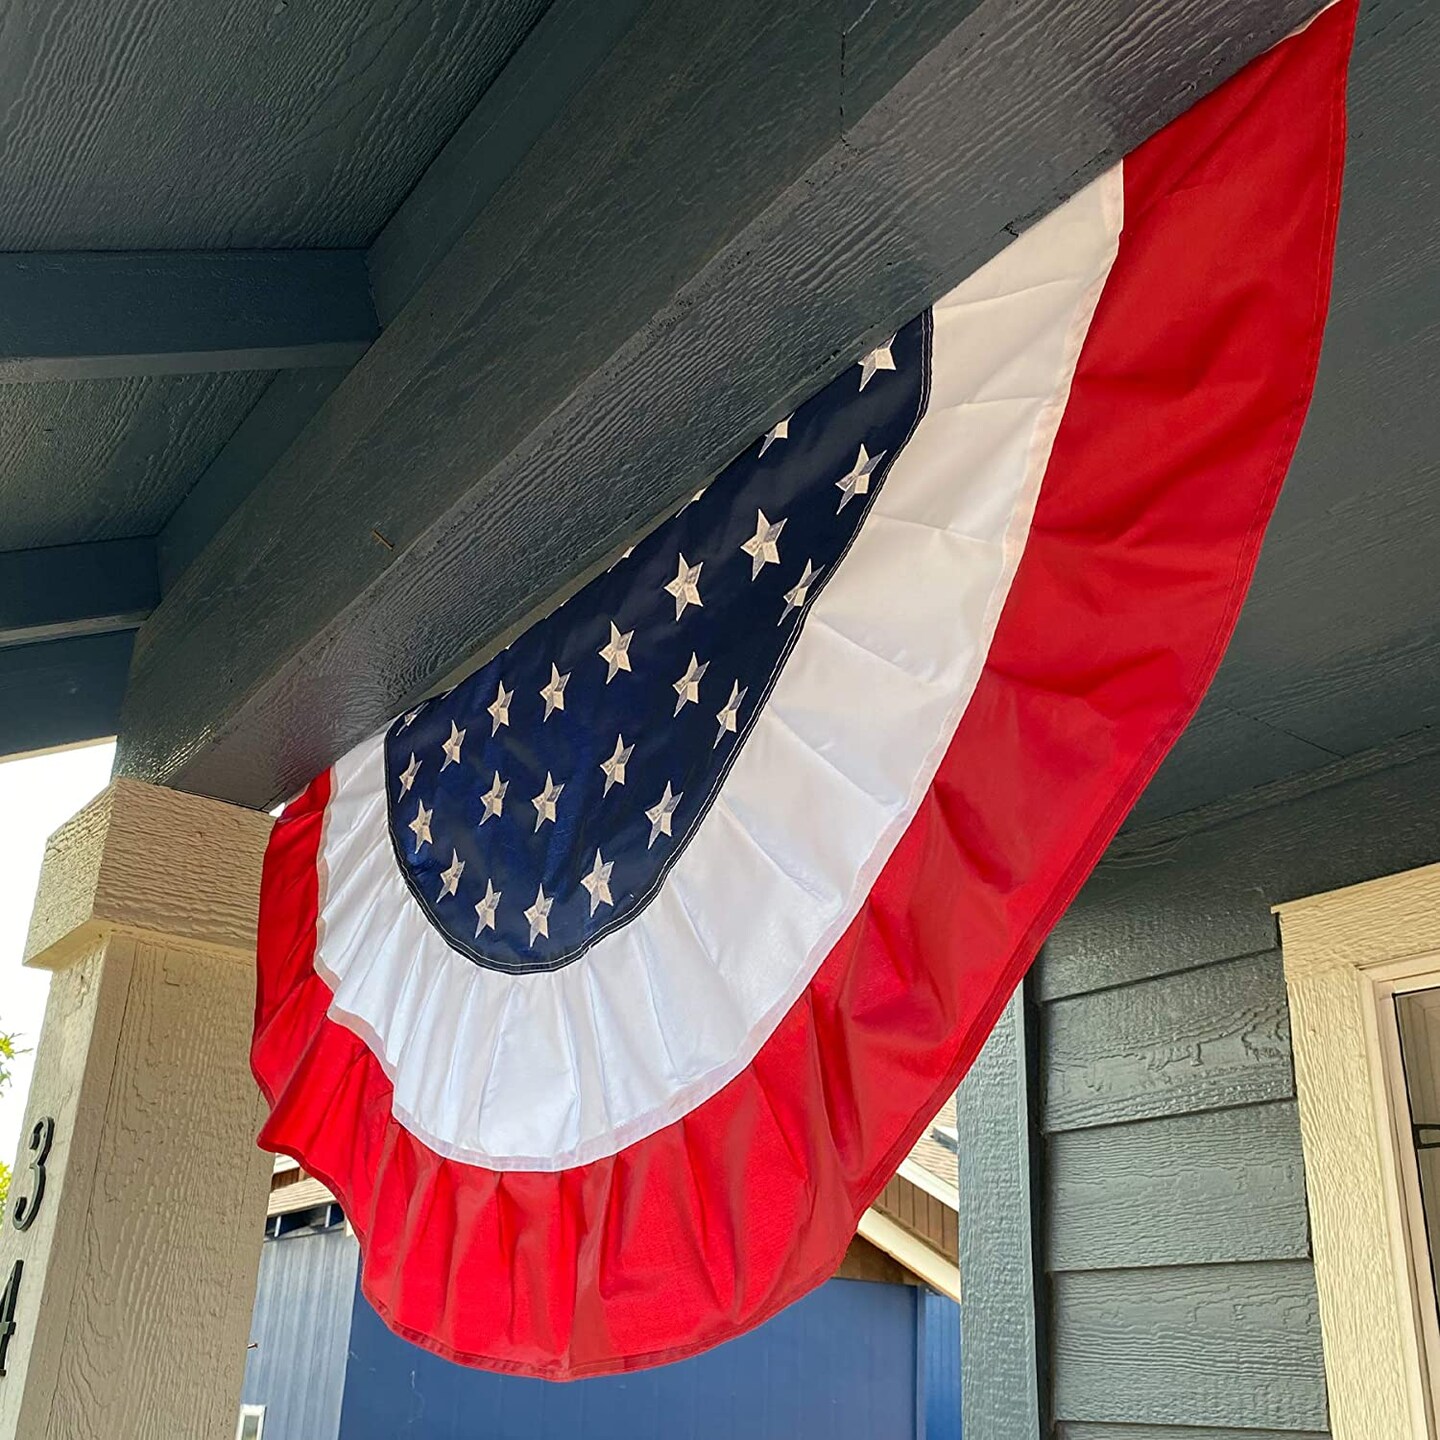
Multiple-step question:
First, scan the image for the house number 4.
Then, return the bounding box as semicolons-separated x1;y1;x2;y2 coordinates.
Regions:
1;1115;57;1378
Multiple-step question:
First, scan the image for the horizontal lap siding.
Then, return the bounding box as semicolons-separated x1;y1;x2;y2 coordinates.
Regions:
1042;952;1294;1131
1045;1101;1311;1271
1050;1263;1328;1432
1035;933;1328;1437
1057;1426;1329;1440
1020;745;1440;1439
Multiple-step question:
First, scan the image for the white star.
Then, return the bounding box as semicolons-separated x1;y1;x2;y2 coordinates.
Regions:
473;879;501;936
524;884;554;946
478;771;508;825
539;663;570;721
740;509;787;580
715;680;748;747
600;734;633;795
664;554;704;621
531;772;564;831
781;560;818;624
857;337;896;390
580;849;615;917
397;752;421;797
759;415;790;457
672;653;709;715
487;680;512;735
598;621;634;682
440;719;466;770
835;443;886;512
408;798;433;851
437;850;465;900
398;706;422;731
645;783;682;849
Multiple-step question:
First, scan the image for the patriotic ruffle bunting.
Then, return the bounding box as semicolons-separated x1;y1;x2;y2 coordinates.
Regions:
253;1;1355;1380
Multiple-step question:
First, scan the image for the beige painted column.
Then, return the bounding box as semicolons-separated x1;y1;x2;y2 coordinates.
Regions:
0;779;273;1440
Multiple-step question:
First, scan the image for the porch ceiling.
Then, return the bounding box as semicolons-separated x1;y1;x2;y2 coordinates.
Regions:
0;0;1431;833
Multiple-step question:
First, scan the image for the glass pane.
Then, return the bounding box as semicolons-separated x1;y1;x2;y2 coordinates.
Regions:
238;1411;263;1440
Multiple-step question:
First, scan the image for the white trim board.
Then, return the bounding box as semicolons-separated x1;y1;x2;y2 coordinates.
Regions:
1277;861;1440;1440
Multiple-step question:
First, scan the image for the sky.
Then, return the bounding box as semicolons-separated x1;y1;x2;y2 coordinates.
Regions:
0;741;116;1165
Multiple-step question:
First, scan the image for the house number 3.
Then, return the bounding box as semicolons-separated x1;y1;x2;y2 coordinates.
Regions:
1;1115;57;1379
9;1116;54;1233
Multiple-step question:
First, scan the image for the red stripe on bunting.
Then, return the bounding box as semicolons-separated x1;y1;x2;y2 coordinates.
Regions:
252;0;1355;1380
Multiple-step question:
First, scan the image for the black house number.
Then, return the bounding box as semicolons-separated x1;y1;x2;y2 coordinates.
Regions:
0;1115;57;1379
10;1116;54;1233
0;1261;21;1377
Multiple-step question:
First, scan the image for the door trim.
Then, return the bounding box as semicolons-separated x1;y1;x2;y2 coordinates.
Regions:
1277;861;1440;1440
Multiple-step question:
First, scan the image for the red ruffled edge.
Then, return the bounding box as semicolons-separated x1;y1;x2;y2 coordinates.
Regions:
251;1;1354;1381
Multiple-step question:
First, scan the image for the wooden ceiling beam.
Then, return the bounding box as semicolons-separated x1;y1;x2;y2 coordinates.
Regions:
0;538;157;649
117;0;1326;807
0;632;133;758
0;251;377;383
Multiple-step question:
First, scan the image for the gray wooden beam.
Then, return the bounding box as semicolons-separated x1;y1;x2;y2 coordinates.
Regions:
0;251;378;383
0;538;158;648
366;0;651;326
0;631;134;758
116;0;1325;806
957;985;1045;1440
158;370;350;592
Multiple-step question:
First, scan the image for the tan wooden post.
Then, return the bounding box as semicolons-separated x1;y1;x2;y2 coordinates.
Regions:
0;779;274;1440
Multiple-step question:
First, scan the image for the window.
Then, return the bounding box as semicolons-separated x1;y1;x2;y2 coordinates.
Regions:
236;1404;265;1440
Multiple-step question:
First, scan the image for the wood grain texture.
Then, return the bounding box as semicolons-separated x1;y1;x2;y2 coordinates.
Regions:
0;538;157;648
1042;953;1295;1133
0;632;134;760
0;933;272;1440
115;0;1324;806
0;934;131;1437
1058;1426;1329;1440
834;1232;918;1288
1275;863;1440;1440
875;1174;958;1261
856;1209;961;1302
1278;860;1440;974
1037;735;1440;1002
1050;1262;1329;1432
1128;695;1337;828
0;0;550;250
0;371;272;552
367;0;650;324
1045;1102;1311;1271
957;991;1042;1440
38;940;271;1440
0;251;376;383
157;369;349;592
25;778;272;968
0;783;273;1440
267;1175;341;1219
1133;0;1440;821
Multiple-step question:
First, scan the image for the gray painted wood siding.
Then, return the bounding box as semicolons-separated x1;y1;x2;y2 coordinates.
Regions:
1045;1102;1311;1271
1027;736;1440;1437
1057;1427;1328;1440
